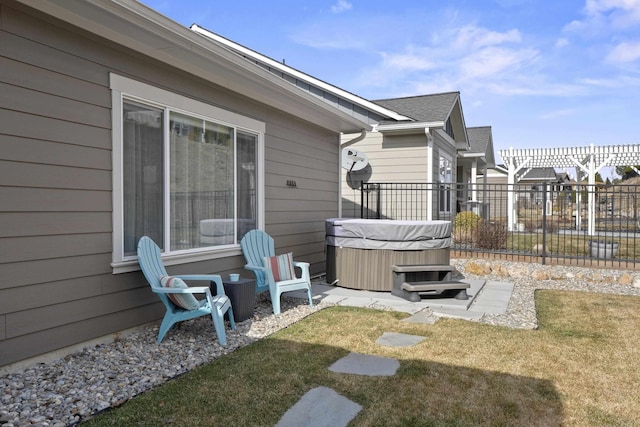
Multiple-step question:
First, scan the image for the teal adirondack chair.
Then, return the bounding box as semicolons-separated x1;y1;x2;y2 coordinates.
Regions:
240;230;313;315
137;236;235;345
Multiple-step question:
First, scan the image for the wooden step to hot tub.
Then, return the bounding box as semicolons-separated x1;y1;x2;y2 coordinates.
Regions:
391;264;470;302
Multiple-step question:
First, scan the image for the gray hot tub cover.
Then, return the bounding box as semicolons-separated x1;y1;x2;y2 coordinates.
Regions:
325;218;452;250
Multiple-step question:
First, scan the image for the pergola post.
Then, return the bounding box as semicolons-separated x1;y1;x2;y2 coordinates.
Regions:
499;144;640;237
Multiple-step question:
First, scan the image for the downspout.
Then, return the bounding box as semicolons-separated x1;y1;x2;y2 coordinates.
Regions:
338;129;368;218
340;129;368;148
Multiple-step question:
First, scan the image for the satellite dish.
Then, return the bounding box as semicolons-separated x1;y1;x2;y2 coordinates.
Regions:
341;148;369;172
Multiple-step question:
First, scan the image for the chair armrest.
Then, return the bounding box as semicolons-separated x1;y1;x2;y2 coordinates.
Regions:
174;274;220;282
292;261;310;281
244;264;267;272
174;274;225;296
154;286;209;294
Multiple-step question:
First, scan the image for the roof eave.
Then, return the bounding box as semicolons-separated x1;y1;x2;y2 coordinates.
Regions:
377;121;445;134
189;24;411;123
16;0;370;134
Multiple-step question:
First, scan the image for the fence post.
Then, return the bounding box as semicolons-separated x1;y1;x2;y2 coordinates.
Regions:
542;183;547;265
360;184;364;219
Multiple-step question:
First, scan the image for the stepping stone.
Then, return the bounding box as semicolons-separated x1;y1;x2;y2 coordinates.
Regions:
402;309;440;324
376;332;426;347
329;352;399;376
276;386;362;427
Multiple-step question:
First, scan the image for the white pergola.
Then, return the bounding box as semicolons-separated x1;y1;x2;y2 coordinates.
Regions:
499;144;640;235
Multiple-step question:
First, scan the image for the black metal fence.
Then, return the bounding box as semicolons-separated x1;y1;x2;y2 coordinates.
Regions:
361;182;640;269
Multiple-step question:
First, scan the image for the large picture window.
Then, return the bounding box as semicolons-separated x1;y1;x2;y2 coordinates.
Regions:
111;74;264;268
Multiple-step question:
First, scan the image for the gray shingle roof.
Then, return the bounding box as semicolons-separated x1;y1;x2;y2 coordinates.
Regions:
518;167;559;181
467;126;492;154
372;92;460;123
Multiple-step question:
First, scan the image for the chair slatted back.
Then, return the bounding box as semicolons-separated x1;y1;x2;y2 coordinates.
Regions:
240;229;274;291
137;236;173;309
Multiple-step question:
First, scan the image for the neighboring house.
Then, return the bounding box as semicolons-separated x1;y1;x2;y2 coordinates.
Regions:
480;165;573;220
517;167;572;207
458;126;496;217
0;0;370;368
341;92;472;220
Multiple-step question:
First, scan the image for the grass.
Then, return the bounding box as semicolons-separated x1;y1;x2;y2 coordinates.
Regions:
86;290;640;426
508;233;640;259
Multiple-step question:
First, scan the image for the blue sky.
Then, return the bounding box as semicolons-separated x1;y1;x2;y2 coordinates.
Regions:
141;0;640;169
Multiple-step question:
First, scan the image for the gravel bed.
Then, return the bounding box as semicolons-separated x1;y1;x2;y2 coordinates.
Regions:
0;294;328;427
2;262;640;426
451;259;640;330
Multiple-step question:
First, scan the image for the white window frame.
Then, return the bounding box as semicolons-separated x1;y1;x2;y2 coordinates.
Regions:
110;74;265;273
438;152;454;215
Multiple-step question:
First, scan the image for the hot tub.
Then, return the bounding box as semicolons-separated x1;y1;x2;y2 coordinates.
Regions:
325;218;452;291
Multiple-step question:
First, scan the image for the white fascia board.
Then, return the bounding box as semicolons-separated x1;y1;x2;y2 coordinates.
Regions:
190;24;411;122
377;121;444;133
17;0;371;134
458;152;485;158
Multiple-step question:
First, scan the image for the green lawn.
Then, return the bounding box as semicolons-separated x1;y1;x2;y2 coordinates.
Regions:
86;290;640;426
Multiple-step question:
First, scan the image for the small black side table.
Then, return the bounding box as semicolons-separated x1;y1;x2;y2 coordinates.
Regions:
212;277;256;322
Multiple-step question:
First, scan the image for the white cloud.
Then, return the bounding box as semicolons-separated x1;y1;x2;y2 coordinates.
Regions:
453;26;522;50
361;25;541;96
380;50;437;71
606;40;640;62
565;0;640;34
555;37;570;48
331;0;352;14
579;74;640;88
538;108;579;120
458;46;538;80
585;0;640;17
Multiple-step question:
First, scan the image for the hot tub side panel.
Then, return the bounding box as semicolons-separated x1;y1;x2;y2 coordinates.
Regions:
326;246;450;291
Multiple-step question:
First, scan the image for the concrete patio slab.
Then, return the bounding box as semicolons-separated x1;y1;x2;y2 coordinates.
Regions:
329;352;400;376
275;386;362;427
401;309;440;324
289;280;486;313
428;306;484;321
285;278;513;323
376;332;427;347
470;281;513;315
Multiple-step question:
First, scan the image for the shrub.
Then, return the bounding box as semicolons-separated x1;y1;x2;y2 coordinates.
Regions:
477;221;508;249
453;211;481;244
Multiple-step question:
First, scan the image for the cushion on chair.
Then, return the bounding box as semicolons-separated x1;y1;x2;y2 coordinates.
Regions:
263;252;296;281
160;276;201;310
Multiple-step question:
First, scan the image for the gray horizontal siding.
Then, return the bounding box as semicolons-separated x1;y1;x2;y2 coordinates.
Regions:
6;287;156;338
0;233;112;264
0;81;111;128
0;56;109;107
0;1;341;366
0;212;112;238
0;109;111;148
0;187;111;212
0;254;113;290
0;303;163;367
0;160;111;190
2;135;111;169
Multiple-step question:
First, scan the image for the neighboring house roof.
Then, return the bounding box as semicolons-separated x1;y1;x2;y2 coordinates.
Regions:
518;167;561;182
373;92;461;124
467;126;491;153
464;126;496;168
372;93;470;150
16;0;370;134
